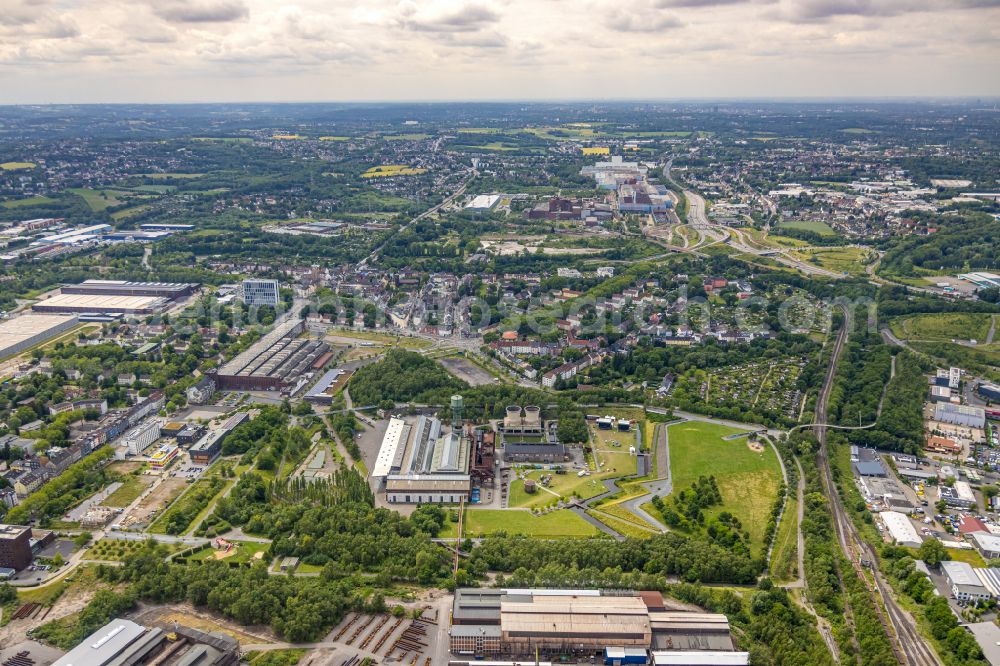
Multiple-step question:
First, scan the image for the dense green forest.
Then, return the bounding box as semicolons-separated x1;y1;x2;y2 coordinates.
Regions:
880;212;1000;277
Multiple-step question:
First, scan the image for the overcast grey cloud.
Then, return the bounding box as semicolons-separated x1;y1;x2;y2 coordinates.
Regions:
654;0;772;7
608;8;683;33
152;0;249;23
397;2;501;32
0;0;996;102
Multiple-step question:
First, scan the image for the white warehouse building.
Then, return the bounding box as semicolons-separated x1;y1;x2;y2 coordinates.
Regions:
879;511;922;548
942;561;992;602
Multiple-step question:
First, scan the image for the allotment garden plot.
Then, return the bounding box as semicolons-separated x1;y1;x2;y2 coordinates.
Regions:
673;357;807;421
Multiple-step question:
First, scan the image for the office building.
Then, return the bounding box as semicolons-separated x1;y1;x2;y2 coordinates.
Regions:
0;523;32;570
148;444;179;469
239;279;280;306
942;561;992;602
189;413;249;465
186;377;216;405
123;419;160;456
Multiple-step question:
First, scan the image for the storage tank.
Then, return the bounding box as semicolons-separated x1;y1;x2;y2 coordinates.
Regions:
505;405;522;429
524;405;541;427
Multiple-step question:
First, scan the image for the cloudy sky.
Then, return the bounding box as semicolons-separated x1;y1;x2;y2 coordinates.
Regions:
1;0;998;103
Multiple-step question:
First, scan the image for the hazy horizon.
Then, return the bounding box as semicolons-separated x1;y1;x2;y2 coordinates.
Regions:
2;0;999;104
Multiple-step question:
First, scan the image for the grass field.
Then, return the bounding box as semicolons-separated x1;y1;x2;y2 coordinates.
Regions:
2;195;55;208
790;245;870;276
271;134;303;140
188;540;269;564
586;510;654;538
101;476;149;507
361;164;427;178
111;205;152;221
0;161;36;170
508;468;611;509
666;421;782;553
66;187;131;212
384;133;432;141
318;136;349;141
581;147;610;155
890;313;995;343
777;219;837;236
770;495;799;582
441;508;599;538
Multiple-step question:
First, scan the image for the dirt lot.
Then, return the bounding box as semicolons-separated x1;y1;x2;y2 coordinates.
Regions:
107;461;145;474
0;575;101;648
440;356;496;386
135;603;276;645
123;477;187;527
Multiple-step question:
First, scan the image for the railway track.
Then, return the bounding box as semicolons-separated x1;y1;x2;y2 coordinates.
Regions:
815;308;940;666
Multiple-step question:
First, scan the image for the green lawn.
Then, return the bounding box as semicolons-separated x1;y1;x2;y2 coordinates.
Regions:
777;219;837;236
441;509;599;538
770;495;799;582
110;205;151;221
666;421;783;553
508;469;609;509
906;546;985;568
586;510;655;538
66;188;131;211
101;476;148;508
2;195;55;209
891;313;994;343
791;246;870;276
383;133;432;141
0;161;36;170
188;540;269;564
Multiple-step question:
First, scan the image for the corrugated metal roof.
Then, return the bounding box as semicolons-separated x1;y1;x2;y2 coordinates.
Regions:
652;652;749;665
